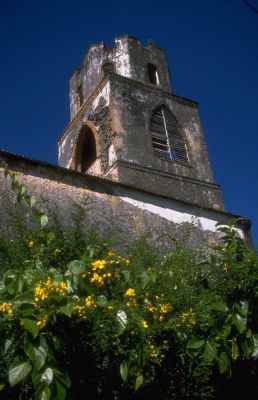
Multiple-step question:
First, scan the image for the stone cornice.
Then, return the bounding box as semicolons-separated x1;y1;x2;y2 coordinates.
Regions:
58;73;198;145
116;160;221;190
109;73;198;108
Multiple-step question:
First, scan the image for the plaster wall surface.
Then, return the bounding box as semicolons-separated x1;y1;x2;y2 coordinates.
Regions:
0;152;251;249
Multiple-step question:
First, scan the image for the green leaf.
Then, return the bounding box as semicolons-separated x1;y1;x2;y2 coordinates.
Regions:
35;261;44;273
20;318;39;338
67;260;85;275
13;290;35;305
40;215;48;228
203;340;217;363
120;360;129;382
4;338;13;354
211;302;228;313
9;361;32;387
20;185;27;196
19;304;36;318
233;313;247;334
0;383;5;391
36;387;51;400
122;270;130;283
149;271;157;283
219;325;231;339
0;281;5;292
95;295;107;308
30;195;37;207
252;335;258;358
52;369;70;400
47;231;55;244
24;339;47;371
218;352;230;374
187;339;204;349
86;245;95;258
236;301;248;317
135;374;143;390
41;368;53;386
231;339;239;361
54;381;66;400
116;310;128;332
59;301;75;315
240;339;251;356
140;272;149;289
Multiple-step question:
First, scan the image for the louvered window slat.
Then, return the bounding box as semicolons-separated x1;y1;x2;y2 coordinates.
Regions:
150;106;188;162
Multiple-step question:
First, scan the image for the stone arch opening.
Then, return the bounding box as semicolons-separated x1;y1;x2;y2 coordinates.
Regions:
147;63;159;86
74;125;97;173
102;62;115;77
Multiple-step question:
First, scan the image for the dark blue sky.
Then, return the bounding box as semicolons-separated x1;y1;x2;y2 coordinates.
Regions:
1;0;258;245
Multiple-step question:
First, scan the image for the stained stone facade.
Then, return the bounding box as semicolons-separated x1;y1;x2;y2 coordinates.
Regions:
0;35;252;246
58;35;224;211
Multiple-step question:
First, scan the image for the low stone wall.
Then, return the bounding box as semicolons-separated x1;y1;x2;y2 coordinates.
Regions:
0;150;252;249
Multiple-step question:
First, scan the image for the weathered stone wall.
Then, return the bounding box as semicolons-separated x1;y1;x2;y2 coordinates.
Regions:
109;76;216;183
69;35;172;119
59;82;111;171
59;73;224;211
0;151;251;249
59;35;225;213
107;75;224;211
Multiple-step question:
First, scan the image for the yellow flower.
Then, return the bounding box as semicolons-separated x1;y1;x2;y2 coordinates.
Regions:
103;272;112;279
146;304;155;313
125;288;136;297
0;302;13;318
91;260;106;270
45;277;53;289
181;308;196;326
34;278;68;301
91;273;103;284
107;250;115;257
36;315;48;329
34;284;48;302
142;320;149;329
28;240;34;248
126;299;136;307
160;304;170;314
54;248;61;255
73;305;87;319
159;315;164;322
85;295;95;308
55;281;68;296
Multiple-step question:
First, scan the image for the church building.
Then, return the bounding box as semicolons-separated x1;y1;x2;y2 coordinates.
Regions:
0;35;251;246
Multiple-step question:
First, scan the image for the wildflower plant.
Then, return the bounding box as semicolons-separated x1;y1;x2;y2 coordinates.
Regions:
0;161;258;399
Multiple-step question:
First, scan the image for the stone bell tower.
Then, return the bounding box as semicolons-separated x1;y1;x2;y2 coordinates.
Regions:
58;34;224;211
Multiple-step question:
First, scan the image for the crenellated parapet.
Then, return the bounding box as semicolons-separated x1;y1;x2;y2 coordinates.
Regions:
69;35;172;119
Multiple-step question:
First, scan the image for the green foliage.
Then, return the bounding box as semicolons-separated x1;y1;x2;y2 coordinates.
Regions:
0;161;258;399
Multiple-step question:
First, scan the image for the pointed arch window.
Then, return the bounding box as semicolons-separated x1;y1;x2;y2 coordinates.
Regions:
74;125;97;173
151;106;188;162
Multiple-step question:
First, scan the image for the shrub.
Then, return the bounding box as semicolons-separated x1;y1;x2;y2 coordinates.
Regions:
0;163;258;399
